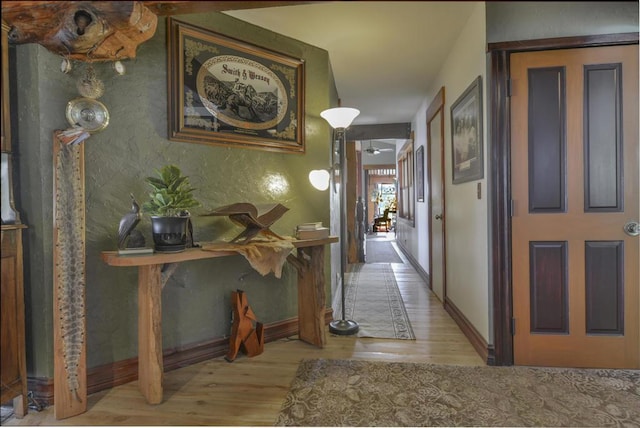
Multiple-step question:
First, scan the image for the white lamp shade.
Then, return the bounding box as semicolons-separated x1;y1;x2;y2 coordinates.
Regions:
309;169;331;191
320;107;360;129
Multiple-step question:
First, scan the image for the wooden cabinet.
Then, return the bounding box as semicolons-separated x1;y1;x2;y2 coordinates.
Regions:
1;19;28;417
1;226;28;416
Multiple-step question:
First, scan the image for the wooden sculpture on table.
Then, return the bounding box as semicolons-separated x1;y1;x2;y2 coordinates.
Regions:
225;290;264;362
203;202;289;244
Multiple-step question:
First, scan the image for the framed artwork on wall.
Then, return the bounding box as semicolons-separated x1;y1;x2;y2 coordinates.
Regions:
167;18;305;153
450;76;483;184
415;145;425;202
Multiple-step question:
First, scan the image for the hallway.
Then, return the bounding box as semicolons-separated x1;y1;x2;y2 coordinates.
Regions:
363;231;404;264
360;231;477;352
5;244;482;426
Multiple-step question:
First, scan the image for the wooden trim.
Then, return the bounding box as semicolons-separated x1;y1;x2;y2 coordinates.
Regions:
488;33;639;366
348;123;412;141
425;86;446;298
489;48;513;366
394;239;431;290
27;309;333;406
0;224;28;230
444;297;489;364
426;86;445;123
486;344;496;366
143;1;320;16
363;164;395;170
397;135;415;225
488;32;639;52
26;377;54;408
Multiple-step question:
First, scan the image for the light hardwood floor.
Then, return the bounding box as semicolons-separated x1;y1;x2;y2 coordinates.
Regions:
5;234;484;426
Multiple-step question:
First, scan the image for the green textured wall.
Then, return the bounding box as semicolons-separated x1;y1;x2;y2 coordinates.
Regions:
15;13;334;377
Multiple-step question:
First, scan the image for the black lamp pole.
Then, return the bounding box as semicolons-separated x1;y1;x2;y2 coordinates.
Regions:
328;126;359;335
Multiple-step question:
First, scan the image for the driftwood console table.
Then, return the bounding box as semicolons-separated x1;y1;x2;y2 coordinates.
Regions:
101;236;337;404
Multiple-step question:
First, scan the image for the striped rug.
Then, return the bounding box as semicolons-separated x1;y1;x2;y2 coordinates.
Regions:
339;263;415;340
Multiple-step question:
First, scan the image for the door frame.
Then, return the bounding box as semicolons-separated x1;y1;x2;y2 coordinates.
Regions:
488;32;639;366
426;87;446;297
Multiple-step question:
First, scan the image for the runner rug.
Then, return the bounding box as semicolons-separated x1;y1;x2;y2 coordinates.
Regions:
275;358;640;427
365;237;403;264
340;263;415;340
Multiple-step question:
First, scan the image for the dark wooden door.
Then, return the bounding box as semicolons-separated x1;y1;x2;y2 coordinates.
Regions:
511;45;639;368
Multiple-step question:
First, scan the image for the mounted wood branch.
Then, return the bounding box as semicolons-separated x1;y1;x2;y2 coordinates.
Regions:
1;1;157;62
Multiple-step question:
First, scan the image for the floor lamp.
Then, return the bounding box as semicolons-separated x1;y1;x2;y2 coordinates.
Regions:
320;107;360;335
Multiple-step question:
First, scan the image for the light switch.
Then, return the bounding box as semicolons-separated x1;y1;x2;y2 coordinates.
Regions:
477;182;482;199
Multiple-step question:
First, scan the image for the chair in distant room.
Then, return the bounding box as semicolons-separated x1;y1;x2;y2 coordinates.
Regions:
373;208;391;232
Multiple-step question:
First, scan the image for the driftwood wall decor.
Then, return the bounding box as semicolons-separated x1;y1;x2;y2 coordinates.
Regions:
1;1;318;62
2;1;157;61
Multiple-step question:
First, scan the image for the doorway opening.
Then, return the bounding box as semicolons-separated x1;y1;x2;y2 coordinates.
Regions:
365;167;396;234
361;166;398;265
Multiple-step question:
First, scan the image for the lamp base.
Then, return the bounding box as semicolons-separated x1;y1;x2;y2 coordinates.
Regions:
329;319;359;335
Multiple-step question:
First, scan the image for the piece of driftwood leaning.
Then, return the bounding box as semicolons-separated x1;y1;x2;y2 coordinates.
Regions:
225;290;264;362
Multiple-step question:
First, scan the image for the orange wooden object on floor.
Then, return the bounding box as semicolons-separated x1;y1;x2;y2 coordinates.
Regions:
225;290;264;362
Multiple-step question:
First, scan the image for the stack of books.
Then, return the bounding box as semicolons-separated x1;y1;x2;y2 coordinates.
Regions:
118;247;154;256
295;222;330;240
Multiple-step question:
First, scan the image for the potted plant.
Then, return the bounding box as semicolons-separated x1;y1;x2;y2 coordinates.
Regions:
142;165;200;252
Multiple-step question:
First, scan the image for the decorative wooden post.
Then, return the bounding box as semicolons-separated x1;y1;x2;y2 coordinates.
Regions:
52;132;87;419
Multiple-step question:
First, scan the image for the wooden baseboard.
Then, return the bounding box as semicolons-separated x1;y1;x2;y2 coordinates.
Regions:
394;240;490;364
486;344;496;366
27;309;333;406
444;297;490;364
26;376;53;409
394;240;430;286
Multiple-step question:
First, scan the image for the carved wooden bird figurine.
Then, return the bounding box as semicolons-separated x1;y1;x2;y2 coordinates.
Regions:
118;193;142;249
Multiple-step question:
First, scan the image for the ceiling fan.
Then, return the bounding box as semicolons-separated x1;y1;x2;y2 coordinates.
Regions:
364;140;395;155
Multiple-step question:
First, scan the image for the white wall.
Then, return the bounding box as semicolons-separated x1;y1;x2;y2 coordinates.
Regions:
398;0;637;346
486;1;638;43
405;2;490;341
405;103;429;276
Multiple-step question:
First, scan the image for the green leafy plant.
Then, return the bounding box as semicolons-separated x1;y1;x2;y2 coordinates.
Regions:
142;165;200;217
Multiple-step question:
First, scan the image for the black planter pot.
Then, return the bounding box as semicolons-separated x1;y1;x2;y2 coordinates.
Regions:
150;215;189;252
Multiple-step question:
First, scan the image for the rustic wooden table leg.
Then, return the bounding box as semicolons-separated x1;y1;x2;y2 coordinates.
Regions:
138;264;163;404
12;394;27;418
296;245;326;347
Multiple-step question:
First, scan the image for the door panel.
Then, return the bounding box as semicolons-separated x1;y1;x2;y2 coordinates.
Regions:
429;110;445;300
427;87;446;302
511;45;639;368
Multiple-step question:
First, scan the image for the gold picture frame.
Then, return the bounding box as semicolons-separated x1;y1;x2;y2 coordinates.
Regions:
167;18;305;153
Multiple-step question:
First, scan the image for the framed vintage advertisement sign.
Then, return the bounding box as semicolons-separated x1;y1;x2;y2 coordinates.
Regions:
167;18;305;153
450;76;483;184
